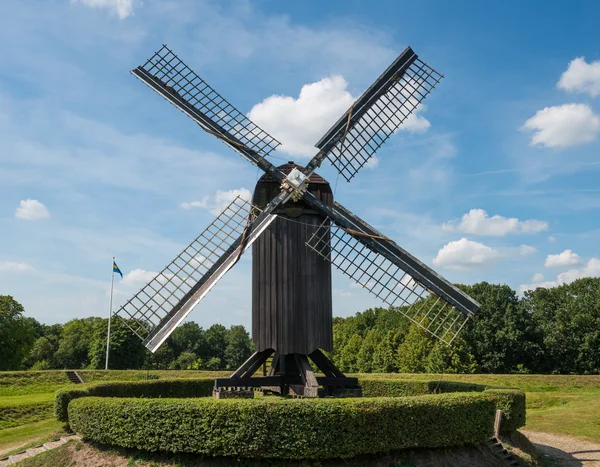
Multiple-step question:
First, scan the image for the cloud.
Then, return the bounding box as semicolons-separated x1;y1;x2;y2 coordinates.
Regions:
71;0;133;19
521;103;600;148
531;273;544;283
180;200;208;210
180;188;252;216
0;261;35;272
432;238;501;270
120;268;157;286
521;258;600;292
557;57;600;97
15;199;50;220
548;235;557;243
248;76;355;158
247;75;431;159
520;245;537;256
442;209;548;236
544;249;581;268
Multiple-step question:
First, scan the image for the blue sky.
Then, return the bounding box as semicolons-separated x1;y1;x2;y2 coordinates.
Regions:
1;0;600;329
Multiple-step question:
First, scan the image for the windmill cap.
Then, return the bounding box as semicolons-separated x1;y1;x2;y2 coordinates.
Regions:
257;162;330;185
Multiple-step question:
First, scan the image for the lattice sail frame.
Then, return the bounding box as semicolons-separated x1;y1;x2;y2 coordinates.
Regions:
321;58;442;182
117;196;258;341
306;220;469;344
138;45;281;158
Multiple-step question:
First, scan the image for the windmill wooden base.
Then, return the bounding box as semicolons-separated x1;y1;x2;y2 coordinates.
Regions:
213;349;362;399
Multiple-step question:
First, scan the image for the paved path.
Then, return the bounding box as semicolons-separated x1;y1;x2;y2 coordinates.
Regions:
523;431;600;466
0;435;80;466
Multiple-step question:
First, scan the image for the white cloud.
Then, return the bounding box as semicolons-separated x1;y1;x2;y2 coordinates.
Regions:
15;199;50;220
397;105;431;134
521;258;600;292
548;235;557;243
71;0;133;19
120;268;157;286
248;75;430;159
531;273;544;283
0;261;35;272
248;75;355;158
442;209;548;236
180;188;252;216
212;188;252;215
544;249;581;268
180;199;207;210
520;245;537;256
432;238;501;270
521;103;600;148
557;57;600;97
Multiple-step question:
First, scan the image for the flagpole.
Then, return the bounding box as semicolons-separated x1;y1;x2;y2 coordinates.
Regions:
105;256;115;371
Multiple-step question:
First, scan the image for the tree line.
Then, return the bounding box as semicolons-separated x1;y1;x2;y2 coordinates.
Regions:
1;277;599;374
0;295;253;371
327;278;600;375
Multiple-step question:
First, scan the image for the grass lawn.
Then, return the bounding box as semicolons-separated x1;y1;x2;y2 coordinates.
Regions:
0;419;66;456
0;370;598;456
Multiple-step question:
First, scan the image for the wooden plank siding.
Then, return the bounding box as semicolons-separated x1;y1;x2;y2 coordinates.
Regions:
252;163;334;355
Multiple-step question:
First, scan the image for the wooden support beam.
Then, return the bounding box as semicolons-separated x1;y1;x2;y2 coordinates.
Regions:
309;349;345;378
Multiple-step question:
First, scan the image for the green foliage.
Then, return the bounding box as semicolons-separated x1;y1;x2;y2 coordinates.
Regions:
372;330;402;373
224;325;253;370
54;318;99;369
336;334;363;372
0;296;35;370
458;282;541;373
359;379;487;397
355;329;381;373
55;378;215;422
169;351;200;370
524;277;600;374
170;322;206;356
88;318;146;370
204;324;227;361
66;388;523;459
396;323;435;373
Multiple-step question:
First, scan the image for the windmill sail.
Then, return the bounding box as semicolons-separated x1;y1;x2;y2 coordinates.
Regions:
305;200;479;344
116;196;277;352
308;47;443;182
131;45;281;167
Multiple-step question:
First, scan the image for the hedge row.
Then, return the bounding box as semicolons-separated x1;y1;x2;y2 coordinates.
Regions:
55;378;215;422
69;393;503;459
55;378;491;423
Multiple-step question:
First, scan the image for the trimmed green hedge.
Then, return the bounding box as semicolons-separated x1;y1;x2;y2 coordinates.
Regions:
68;393;501;459
55;379;214;422
360;379;487;397
55;378;488;423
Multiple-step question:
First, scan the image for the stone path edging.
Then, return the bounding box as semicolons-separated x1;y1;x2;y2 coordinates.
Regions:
0;435;80;466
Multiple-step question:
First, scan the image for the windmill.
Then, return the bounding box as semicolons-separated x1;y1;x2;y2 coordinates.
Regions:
117;45;480;398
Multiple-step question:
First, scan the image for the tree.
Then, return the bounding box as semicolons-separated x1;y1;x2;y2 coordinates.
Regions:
458;282;540;373
25;336;58;369
0;296;35;370
88;318;146;370
356;329;382;373
170;322;206;357
337;334;363;373
524;278;600;374
204;324;227;361
425;337;477;374
224;325;253;369
372;330;402;373
169;351;199;370
396;323;435;373
54;318;99;369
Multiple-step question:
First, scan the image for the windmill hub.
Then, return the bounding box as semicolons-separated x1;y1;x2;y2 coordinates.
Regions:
118;44;480;400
